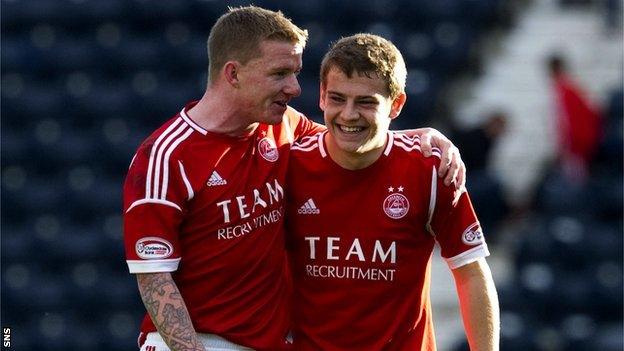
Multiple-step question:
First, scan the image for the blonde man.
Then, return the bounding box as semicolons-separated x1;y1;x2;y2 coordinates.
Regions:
124;7;464;351
287;34;500;350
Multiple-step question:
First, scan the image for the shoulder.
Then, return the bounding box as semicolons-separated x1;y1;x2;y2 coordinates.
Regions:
285;105;308;122
291;130;325;154
131;114;205;170
278;106;307;131
386;132;442;168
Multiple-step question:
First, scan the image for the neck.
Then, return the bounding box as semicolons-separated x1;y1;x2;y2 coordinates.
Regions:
324;133;386;170
187;87;258;137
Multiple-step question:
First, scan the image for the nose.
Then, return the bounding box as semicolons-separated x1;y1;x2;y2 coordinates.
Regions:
340;101;359;121
284;74;301;97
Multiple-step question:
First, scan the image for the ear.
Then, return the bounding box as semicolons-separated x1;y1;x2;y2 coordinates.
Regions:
223;61;241;87
389;92;407;119
319;82;327;111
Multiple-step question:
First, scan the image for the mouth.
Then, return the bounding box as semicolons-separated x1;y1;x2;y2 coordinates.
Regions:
336;124;366;134
273;100;288;108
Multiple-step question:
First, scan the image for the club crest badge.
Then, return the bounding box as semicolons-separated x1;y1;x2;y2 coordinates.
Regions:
258;137;279;162
383;186;409;219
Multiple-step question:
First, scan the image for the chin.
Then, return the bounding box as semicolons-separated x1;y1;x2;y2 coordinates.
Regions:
261;113;285;125
336;140;366;154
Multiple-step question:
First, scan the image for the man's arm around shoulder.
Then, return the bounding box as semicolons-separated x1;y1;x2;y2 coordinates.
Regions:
451;258;500;351
137;272;206;351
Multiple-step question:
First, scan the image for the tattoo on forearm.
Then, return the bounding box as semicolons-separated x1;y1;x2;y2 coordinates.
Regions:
137;273;205;351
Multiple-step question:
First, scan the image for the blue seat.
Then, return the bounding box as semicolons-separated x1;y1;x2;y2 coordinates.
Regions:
1;36;40;74
586;174;623;221
429;21;474;74
534;169;592;217
588;260;623;321
66;177;121;223
11;176;67;218
547;216;591;270
400;31;436;70
71;81;133;121
163;33;208;72
126;0;190;25
44;38;101;73
465;170;508;238
1;223;34;263
101;310;144;350
558;314;597;350
0;129;29;165
42;224;104;262
591;323;624;350
459;0;501;27
12;83;64;124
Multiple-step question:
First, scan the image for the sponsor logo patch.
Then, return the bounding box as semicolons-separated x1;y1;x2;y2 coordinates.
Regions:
383;191;410;219
258;137;279;162
461;222;484;246
136;237;173;259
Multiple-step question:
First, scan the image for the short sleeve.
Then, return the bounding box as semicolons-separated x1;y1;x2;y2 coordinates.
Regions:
123;139;191;273
427;167;489;269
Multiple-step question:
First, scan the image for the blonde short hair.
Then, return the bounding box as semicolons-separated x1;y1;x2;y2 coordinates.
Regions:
320;33;407;99
207;6;308;84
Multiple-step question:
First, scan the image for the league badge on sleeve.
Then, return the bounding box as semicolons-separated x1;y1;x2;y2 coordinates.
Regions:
461;222;484;246
383;186;409;219
136;237;174;259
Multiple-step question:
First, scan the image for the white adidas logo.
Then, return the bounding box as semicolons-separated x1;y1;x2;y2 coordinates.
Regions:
298;198;320;215
207;171;227;186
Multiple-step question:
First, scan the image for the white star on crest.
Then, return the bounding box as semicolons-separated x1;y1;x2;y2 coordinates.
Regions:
388;186;394;192
398;186;404;192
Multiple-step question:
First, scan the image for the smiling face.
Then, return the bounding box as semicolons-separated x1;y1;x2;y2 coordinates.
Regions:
235;40;303;125
320;67;406;169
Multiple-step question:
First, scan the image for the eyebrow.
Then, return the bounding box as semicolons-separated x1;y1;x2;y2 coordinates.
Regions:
327;90;378;100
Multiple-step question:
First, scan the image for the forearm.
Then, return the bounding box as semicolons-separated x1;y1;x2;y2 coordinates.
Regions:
137;272;206;351
452;259;500;351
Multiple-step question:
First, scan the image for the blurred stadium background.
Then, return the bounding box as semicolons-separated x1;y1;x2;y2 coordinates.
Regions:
1;0;622;350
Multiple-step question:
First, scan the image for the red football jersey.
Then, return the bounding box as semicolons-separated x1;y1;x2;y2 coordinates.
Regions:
123;102;323;351
286;131;490;351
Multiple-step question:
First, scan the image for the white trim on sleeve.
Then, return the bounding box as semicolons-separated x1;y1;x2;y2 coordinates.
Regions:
425;166;437;235
318;131;328;157
126;198;182;213
445;244;490;270
178;161;194;201
160;128;194;199
127;258;182;273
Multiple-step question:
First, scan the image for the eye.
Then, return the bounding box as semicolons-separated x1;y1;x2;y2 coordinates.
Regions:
329;95;345;103
359;100;378;106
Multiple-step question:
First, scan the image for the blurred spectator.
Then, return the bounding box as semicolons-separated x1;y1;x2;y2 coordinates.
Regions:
547;54;603;184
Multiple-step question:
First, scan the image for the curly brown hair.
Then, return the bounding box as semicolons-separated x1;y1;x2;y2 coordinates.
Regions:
320;33;407;99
